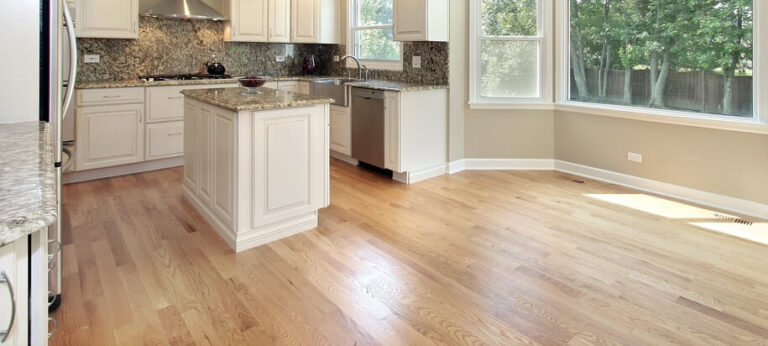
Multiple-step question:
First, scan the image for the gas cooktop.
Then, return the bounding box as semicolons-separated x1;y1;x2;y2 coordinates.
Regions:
139;73;233;82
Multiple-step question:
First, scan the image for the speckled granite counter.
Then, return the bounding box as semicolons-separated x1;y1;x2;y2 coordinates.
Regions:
77;78;239;89
181;87;333;112
346;80;448;92
0;122;58;247
77;76;448;92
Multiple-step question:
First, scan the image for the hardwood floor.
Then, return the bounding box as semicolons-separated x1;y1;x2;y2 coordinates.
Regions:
50;159;768;345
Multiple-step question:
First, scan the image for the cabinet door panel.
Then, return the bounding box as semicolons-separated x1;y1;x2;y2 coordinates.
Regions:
291;0;317;42
329;106;350;155
76;0;138;38
76;104;144;171
231;0;268;41
269;0;291;42
384;92;401;172
393;0;426;40
0;239;30;346
198;108;214;207
213;112;235;227
183;102;198;189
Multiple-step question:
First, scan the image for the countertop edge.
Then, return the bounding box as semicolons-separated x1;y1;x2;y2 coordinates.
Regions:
0;122;58;247
181;88;334;112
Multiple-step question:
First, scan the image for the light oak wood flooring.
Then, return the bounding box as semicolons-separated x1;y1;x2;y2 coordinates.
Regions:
50;160;768;345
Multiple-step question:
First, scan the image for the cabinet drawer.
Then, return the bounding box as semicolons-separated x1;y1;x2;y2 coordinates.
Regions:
77;87;144;106
147;86;186;123
146;121;184;159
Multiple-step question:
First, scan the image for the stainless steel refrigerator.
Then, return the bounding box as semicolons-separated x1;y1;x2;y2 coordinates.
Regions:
44;0;78;312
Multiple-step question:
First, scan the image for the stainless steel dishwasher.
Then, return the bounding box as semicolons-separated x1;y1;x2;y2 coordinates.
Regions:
351;87;386;168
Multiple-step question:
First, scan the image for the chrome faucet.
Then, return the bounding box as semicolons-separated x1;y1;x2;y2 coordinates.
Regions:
341;55;363;80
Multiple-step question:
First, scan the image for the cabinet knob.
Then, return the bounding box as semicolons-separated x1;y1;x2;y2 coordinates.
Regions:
0;271;16;343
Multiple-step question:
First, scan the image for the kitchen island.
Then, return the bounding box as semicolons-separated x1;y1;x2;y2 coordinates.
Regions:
181;87;332;252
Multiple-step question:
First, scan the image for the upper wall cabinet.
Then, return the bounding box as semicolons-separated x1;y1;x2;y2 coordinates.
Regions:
75;0;139;39
393;0;448;42
224;0;290;42
291;0;339;44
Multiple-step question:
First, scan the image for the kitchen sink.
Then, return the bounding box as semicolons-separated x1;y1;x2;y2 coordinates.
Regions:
310;78;360;107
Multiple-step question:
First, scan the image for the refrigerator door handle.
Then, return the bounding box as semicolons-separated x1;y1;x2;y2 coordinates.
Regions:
62;0;77;117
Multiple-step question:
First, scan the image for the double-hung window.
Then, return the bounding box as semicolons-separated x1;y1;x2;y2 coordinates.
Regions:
470;0;553;107
349;0;402;70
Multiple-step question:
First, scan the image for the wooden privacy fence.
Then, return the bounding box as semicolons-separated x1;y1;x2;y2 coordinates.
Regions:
571;68;753;117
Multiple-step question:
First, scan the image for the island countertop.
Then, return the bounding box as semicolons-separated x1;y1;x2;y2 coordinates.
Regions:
181;87;334;112
0;122;58;247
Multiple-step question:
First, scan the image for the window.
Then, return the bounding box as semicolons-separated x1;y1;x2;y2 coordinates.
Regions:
349;0;402;70
470;0;553;106
567;0;754;118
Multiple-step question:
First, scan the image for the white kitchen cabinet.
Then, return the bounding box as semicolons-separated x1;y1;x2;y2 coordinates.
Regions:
145;121;184;160
393;0;448;42
330;105;351;156
183;102;199;190
147;84;237;123
76;103;145;171
384;89;448;184
0;238;29;346
277;81;300;93
75;0;139;39
269;0;291;42
291;0;339;44
225;0;290;42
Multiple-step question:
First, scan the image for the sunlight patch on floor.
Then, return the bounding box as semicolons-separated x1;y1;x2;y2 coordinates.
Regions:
689;222;768;246
584;194;736;219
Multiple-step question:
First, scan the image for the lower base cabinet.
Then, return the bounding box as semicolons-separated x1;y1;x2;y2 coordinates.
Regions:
76;103;145;171
0;229;49;345
329;105;351;155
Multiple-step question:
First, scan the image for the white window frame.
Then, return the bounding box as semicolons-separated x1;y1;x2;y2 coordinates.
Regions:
347;0;403;71
554;0;768;130
469;0;554;109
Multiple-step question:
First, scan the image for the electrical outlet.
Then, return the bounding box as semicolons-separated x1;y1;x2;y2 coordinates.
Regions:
84;54;100;63
333;55;340;62
276;55;286;62
412;56;422;68
627;152;643;163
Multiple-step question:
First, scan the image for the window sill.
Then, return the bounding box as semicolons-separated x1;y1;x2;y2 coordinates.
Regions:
556;102;768;135
469;102;555;110
468;100;768;135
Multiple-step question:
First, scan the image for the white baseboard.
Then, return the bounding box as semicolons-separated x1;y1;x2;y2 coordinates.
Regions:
392;164;447;184
330;151;359;166
63;157;183;184
463;158;556;171
553;160;768;220
448;159;466;174
447;158;767;219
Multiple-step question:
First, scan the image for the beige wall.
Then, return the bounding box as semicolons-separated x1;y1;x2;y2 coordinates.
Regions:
556;112;768;204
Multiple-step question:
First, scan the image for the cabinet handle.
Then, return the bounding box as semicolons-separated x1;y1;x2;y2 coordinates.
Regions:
0;271;16;343
166;132;182;137
167;96;183;100
102;95;121;99
48;317;58;338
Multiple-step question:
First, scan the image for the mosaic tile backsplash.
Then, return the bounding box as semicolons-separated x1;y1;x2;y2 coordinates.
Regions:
77;17;448;85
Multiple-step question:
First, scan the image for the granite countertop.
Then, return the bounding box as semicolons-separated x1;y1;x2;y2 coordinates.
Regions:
76;76;448;92
181;87;334;112
0;122;58;247
76;78;240;89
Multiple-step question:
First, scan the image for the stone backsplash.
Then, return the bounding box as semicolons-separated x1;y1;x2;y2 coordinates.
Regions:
77;17;448;85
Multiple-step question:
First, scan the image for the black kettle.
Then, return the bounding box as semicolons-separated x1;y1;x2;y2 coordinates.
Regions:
205;55;226;75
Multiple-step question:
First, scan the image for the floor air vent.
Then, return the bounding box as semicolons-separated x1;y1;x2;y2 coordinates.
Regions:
714;213;753;226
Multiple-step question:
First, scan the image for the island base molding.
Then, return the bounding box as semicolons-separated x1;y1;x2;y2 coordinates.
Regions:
183;186;319;252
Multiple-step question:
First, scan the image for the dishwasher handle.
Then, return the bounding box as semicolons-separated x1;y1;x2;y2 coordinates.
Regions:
351;87;385;100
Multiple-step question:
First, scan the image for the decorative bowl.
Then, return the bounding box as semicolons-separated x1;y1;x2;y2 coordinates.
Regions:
238;76;269;95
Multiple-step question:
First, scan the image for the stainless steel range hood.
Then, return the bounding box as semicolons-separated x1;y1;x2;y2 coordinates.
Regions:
142;0;228;21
